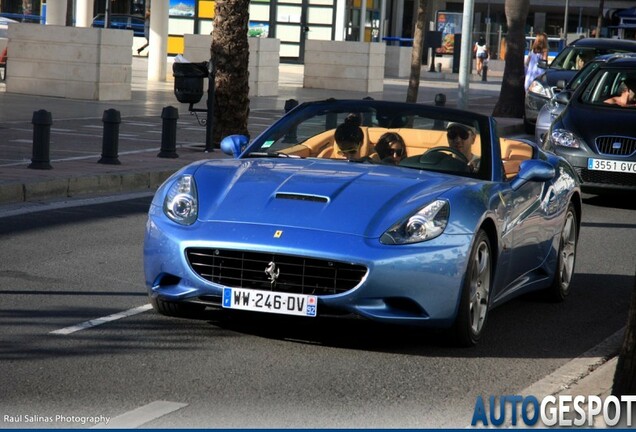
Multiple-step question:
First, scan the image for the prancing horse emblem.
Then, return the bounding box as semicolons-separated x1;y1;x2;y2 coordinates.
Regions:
264;261;280;288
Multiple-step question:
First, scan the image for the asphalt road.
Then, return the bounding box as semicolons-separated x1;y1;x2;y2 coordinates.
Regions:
0;193;634;428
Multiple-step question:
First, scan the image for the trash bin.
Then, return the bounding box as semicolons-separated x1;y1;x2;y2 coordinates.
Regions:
173;62;209;104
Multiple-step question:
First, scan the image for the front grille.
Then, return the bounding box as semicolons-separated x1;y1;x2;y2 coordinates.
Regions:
576;168;636;187
186;248;367;296
595;136;636;156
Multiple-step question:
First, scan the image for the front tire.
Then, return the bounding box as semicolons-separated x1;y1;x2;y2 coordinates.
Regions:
545;202;578;302
452;230;492;347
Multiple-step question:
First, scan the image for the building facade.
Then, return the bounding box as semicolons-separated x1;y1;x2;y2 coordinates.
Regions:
1;0;635;62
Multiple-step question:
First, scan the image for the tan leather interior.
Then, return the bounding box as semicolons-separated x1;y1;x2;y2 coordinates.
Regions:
281;127;534;179
500;137;534;179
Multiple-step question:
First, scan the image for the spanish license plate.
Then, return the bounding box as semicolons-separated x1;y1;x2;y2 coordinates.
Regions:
587;158;636;174
222;288;317;317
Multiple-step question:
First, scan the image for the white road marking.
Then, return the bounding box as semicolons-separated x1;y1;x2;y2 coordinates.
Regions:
50;304;153;335
92;400;188;428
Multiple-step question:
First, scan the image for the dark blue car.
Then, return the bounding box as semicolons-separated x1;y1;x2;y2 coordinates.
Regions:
524;38;636;133
543;56;636;194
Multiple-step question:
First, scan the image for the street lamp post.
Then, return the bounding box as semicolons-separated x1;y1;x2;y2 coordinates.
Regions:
563;0;569;40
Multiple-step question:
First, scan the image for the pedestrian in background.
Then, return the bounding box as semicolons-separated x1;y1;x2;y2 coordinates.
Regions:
524;32;548;91
473;35;489;76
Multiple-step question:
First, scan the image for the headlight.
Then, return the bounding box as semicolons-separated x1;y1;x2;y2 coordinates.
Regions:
527;80;552;99
163;174;198;225
550;129;582;149
381;200;449;245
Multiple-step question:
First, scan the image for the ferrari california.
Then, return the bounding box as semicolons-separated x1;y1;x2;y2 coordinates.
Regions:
144;99;582;346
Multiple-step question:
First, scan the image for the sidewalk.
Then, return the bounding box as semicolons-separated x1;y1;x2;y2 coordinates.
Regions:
0;56;627;422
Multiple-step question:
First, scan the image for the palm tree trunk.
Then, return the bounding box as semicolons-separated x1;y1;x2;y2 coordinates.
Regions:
492;0;529;118
406;0;426;104
596;0;605;38
211;0;250;146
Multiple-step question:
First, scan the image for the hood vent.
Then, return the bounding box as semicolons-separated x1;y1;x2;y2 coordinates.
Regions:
275;192;329;203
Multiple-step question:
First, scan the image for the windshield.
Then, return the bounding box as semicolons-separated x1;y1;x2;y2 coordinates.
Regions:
567;61;603;91
551;46;631;71
245;101;490;178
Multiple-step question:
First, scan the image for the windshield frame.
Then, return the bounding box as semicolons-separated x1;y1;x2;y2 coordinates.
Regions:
241;99;496;180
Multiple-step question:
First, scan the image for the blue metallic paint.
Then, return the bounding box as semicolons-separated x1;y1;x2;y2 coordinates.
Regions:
143;99;581;339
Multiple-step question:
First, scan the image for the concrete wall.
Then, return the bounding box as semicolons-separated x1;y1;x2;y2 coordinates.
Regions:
303;40;385;93
248;38;280;97
5;24;132;100
384;45;411;78
182;35;280;97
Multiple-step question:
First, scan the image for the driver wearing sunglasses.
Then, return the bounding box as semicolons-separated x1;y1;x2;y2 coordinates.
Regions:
446;122;480;172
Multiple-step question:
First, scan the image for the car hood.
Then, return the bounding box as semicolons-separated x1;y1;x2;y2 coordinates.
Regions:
562;103;636;144
191;159;468;238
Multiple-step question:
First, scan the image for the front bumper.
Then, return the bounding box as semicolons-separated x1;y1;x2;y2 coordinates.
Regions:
550;148;636;192
143;209;473;327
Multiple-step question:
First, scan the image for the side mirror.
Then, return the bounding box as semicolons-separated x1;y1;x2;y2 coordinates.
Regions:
220;134;249;158
511;159;555;191
538;59;548;69
554;91;571;104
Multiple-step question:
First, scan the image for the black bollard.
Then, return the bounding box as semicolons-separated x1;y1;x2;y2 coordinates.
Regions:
433;94;447;130
482;63;488;82
98;109;121;165
284;98;298;113
29;109;53;170
158;106;179;158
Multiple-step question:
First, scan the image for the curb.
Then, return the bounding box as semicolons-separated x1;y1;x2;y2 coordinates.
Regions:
0;170;178;205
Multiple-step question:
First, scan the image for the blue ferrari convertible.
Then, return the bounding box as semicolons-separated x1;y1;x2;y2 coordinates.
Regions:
144;99;582;346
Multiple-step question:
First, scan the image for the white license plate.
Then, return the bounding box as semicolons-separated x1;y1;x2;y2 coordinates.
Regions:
587;158;636;174
222;288;317;317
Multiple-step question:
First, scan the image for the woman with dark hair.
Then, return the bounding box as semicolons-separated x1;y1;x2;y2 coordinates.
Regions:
334;118;364;160
375;132;406;164
473;35;489;76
